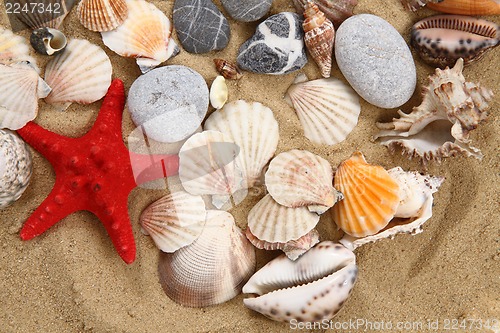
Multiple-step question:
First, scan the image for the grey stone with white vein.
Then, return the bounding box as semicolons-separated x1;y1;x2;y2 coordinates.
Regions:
173;0;230;54
237;12;307;75
221;0;272;22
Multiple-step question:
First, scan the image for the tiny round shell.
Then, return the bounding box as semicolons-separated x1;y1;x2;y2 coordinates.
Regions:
77;0;129;32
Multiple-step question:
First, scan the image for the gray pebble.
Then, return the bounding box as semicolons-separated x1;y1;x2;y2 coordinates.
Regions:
221;0;272;22
335;14;416;109
173;0;230;54
127;65;209;143
237;12;307;75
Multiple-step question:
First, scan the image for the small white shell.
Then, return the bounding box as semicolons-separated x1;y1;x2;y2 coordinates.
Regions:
0;27;37;68
209;76;228;109
77;0;129;32
44;39;112;111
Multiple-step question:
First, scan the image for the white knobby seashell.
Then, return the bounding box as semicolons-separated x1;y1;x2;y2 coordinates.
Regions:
139;191;207;253
0;27;37;69
101;0;179;73
209;76;228;109
44;39;112;111
77;0;129;32
243;241;358;322
285;74;361;146
0;62;51;130
158;210;256;307
265;149;343;214
204;100;279;188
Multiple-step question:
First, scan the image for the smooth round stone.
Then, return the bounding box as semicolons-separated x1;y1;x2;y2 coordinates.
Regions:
221;0;272;22
335;14;416;109
127;65;209;143
173;0;230;54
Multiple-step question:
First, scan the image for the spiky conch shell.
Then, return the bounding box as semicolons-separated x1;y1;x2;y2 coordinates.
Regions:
374;58;493;163
44;39;112;111
332;152;400;237
77;0;129;32
158;210;256;308
101;0;179;73
293;0;357;28
0;27;37;68
16;0;72;30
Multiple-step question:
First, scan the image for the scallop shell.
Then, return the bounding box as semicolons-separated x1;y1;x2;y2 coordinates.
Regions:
0;129;33;209
411;15;499;68
158;210;256;308
204;100;279;188
243;241;357;322
139;191;207;253
209;76;228;109
285;74;361;146
427;0;500;15
374;58;493;163
293;0;357;28
340;167;444;250
331;152;400;238
214;58;242;80
16;0;72;30
303;2;335;78
30;28;67;56
77;0;128;32
44;39;112;111
247;194;320;244
101;0;179;73
0;62;51;130
265;149;343;214
0;27;37;67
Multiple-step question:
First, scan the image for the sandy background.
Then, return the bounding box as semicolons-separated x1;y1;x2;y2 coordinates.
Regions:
1;0;499;332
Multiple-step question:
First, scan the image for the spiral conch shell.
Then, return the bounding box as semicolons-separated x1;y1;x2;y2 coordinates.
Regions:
374;58;493;163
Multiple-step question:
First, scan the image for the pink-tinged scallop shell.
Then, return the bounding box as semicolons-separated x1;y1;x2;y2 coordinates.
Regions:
411;15;499;69
0;28;37;68
374;58;493;163
293;0;357;28
77;0;128;32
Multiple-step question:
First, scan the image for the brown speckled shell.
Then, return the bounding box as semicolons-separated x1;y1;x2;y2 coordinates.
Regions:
293;0;357;28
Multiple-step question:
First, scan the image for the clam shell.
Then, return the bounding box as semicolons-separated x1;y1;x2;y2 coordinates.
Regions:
139;191;207;253
247;194;320;244
0;129;32;208
30;28;67;56
332;152;400;238
285;74;361;146
265;149;343;214
243;241;357;322
77;0;129;32
158;210;256;308
427;0;500;15
293;0;357;28
0;27;37;68
204;100;279;188
101;0;179;73
44;39;112;111
213;58;242;80
16;0;72;30
209;76;228;109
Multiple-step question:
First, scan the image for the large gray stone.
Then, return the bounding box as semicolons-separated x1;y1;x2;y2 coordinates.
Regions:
237;12;307;75
335;14;416;109
221;0;272;22
173;0;230;54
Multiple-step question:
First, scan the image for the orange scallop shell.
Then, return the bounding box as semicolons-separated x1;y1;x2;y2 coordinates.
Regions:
427;0;500;15
77;0;128;32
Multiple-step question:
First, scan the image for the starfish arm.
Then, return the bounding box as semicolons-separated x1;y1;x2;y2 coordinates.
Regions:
17;122;72;162
89;79;126;137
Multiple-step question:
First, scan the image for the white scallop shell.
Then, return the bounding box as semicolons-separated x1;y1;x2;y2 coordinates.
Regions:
101;0;179;73
204;100;279;188
158;210;256;307
77;0;128;32
0;62;51;130
17;0;72;30
209;75;228;109
0;27;37;69
139;191;207;253
265;149;343;214
44;39;112;111
285;74;360;145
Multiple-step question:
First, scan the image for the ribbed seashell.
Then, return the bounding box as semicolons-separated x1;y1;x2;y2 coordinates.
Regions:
30;28;67;56
427;0;500;15
209;76;228;109
17;0;72;30
293;0;357;28
246;227;320;260
77;0;129;32
374;58;493;163
340;167;444;250
44;39;112;111
0;62;51;130
139;191;207;253
204;100;279;188
158;210;256;307
243;241;357;322
0;27;37;67
101;0;180;73
0;129;32;209
411;15;499;68
332;152;400;238
285;74;361;146
265;150;343;214
247;194;320;245
214;58;242;80
303;2;335;78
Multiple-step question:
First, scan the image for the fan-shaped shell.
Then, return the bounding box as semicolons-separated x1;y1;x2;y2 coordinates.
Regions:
17;0;72;30
204;100;279;188
265;149;343;214
101;0;179;73
332;152;400;237
77;0;129;32
0;27;37;67
44;39;112;111
139;191;207;253
158;210;256;307
285;74;361;146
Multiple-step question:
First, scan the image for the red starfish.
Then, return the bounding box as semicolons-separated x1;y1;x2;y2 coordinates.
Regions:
17;79;179;264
